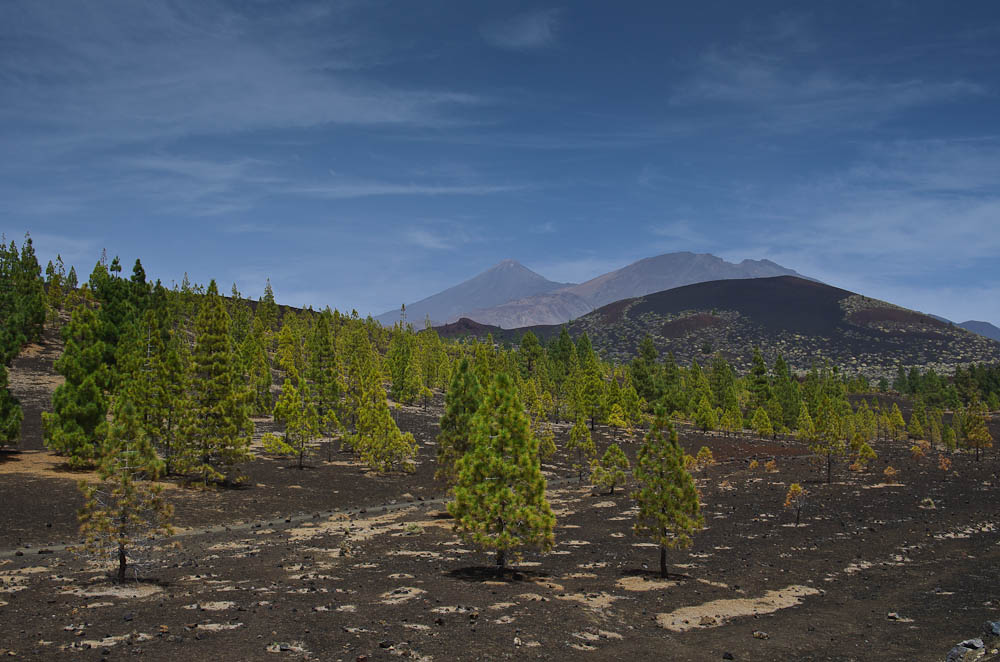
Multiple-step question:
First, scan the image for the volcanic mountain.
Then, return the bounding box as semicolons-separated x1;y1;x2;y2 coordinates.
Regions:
386;252;806;328
437;276;1000;379
374;259;571;327
958;320;1000;342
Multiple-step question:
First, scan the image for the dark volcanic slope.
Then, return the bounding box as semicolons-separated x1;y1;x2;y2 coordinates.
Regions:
441;276;1000;378
460;252;806;328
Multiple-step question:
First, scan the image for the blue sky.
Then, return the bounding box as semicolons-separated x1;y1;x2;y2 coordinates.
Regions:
2;1;1000;324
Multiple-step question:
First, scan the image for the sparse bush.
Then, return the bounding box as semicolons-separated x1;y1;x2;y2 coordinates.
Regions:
883;465;898;480
764;459;778;473
910;439;931;459
695;446;715;469
748;459;759;470
784;483;807;525
920;497;935;509
683;454;697;471
937;454;952;472
849;442;877;472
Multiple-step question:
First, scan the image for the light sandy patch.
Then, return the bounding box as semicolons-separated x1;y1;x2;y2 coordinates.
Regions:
494;615;515;624
335;605;356;612
403;623;431;631
0;450;177;489
388;550;442;559
0;565;51;592
562;573;598;580
68;584;163;599
570;643;596;651
617;576;680;592
529;578;564;591
698;579;729;589
184;601;235;611
389;573;414;579
84;601;114;608
197;623;243;631
561;540;590;546
863;483;904;489
77;634;129;649
208;541;259;552
517;561;542;567
554;592;621;610
610;532;625;538
578;562;607;569
431;605;478;614
380;586;426;605
844;560;873;574
591;501;616;508
489;602;517;610
515;593;549;603
656;585;821;631
631;542;658;548
288;508;414;543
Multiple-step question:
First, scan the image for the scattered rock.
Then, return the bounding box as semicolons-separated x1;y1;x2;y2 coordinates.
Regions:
752;631;769;640
985;622;1000;637
723;653;734;661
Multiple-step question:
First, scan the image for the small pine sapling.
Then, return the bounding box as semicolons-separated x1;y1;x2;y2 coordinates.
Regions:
695;446;715;471
883;465;898;480
590;443;630;495
783;483;807;526
565;418;596;481
849;441;877;472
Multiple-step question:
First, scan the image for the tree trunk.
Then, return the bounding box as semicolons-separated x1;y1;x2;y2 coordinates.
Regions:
827;453;832;484
495;549;506;577
795;506;801;526
659;545;668;579
117;541;127;582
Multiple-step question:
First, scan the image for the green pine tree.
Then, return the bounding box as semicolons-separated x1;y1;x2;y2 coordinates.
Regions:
180;281;254;485
633;407;704;578
750;407;773;438
566;417;596;481
436;358;482;485
0;364;23;447
448;372;555;576
78;392;172;582
591;443;630;495
43;305;109;468
263;375;321;469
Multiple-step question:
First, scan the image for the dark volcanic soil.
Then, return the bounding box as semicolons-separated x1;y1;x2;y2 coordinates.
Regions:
2;328;1000;661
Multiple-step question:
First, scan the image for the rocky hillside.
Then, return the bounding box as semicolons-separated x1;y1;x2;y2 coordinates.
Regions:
439;276;1000;379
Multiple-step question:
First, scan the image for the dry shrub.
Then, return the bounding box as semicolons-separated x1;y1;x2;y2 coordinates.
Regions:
883;465;898;479
937;455;952;471
748;459;759;470
764;459;778;473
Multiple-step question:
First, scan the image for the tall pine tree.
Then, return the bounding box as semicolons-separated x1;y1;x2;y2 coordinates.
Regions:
633;407;704;578
449;372;555;576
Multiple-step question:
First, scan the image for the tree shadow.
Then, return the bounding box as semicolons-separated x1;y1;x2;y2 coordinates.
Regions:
446;566;550;583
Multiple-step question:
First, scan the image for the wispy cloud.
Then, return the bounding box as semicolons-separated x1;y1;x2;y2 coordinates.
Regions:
482;9;561;52
671;47;984;132
0;2;484;154
405;229;453;251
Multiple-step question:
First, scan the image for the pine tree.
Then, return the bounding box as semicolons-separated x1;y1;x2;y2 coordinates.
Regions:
257;278;279;332
963;399;993;462
607;403;627;440
888;403;906;441
43;305;109;468
181;280;253;485
449;372;555;576
263;375;321;469
811;396;846;483
566;417;596;481
242;317;273;415
750;407;773;438
748;347;771;411
0;364;23;447
77;393;172;582
591;443;629;495
694;395;717;432
436;359;482;485
16;234;46;344
633;408;704;578
796;406;815;443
